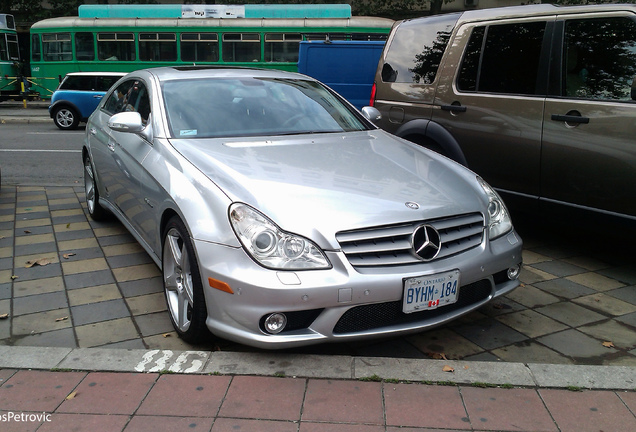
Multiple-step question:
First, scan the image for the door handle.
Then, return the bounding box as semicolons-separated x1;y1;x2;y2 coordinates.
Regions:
440;104;467;113
107;140;116;152
89;128;97;136
93;95;103;99
551;114;589;124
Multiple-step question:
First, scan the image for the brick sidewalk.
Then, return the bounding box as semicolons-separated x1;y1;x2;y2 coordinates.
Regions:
1;369;635;432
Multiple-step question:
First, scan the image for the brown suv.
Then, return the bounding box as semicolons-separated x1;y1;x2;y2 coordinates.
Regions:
370;4;636;220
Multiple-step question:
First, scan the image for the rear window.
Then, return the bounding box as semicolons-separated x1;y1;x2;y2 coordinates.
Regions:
381;14;459;84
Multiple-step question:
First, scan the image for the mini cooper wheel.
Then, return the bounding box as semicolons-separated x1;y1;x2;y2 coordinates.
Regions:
163;216;210;343
83;154;107;221
53;106;80;130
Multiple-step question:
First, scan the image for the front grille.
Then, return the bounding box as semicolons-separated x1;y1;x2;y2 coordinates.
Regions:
336;213;484;268
333;279;492;334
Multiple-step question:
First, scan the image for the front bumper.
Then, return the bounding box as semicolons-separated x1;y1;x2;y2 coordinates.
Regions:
194;230;522;349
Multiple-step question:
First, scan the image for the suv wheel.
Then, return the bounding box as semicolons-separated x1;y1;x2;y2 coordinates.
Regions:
53;106;80;130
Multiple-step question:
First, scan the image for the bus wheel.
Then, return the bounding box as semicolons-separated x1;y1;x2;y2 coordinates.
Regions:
53;106;80;130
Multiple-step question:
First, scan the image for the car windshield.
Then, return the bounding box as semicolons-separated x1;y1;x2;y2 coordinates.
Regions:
162;77;370;138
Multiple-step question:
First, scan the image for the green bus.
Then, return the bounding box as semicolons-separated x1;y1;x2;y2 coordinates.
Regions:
0;14;21;102
29;10;393;98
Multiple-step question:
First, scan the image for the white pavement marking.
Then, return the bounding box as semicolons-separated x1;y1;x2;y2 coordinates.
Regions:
0;149;81;153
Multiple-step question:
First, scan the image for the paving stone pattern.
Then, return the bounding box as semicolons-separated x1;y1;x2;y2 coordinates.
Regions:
1;185;636;365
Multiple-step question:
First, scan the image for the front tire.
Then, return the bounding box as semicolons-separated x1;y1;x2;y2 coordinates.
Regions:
163;216;210;343
53;106;80;130
83;154;107;221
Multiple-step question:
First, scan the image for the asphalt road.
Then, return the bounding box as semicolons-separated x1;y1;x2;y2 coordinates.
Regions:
0;122;84;186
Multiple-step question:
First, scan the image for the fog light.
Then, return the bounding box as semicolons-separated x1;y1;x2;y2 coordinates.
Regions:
264;313;287;334
507;264;521;280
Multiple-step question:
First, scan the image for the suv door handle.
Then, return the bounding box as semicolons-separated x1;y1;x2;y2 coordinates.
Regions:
551;114;589;124
440;104;467;113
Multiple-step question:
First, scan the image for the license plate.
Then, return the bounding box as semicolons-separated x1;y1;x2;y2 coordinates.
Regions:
402;270;460;313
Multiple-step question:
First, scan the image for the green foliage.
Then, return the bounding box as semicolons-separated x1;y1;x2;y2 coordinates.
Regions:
359;374;383;382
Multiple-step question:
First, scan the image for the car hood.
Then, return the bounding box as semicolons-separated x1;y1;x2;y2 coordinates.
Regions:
169;131;485;248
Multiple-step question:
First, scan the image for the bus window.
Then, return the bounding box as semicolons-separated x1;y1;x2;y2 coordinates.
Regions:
5;14;14;30
265;33;301;62
75;32;94;61
139;33;177;61
6;34;19;60
97;33;135;61
305;33;348;41
222;33;260;63
351;33;388;41
43;33;72;61
0;37;7;61
31;34;41;62
181;33;219;62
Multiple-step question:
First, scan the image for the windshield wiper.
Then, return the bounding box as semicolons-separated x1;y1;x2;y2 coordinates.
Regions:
274;130;341;136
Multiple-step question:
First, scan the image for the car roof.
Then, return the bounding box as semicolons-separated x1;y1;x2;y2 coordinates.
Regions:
403;3;636;25
139;66;314;82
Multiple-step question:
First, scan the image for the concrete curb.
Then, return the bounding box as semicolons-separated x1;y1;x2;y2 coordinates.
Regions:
0;116;51;124
1;346;634;391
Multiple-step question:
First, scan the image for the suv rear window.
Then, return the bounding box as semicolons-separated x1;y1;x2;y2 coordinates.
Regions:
381;14;459;84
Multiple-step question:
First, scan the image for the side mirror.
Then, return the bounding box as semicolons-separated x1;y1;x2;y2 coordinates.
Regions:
108;111;144;133
361;106;382;123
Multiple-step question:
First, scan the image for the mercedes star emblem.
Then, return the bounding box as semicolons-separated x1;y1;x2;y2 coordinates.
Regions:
412;224;442;261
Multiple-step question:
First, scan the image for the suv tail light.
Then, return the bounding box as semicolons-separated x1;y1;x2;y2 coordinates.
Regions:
369;82;377;107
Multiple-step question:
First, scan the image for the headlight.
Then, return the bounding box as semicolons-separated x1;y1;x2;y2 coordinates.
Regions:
229;203;331;270
477;177;513;240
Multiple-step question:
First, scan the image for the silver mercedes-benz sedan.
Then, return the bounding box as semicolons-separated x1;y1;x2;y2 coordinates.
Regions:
82;66;523;349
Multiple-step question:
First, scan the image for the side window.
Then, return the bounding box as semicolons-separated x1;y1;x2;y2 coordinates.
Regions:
42;32;72;61
139;33;177;62
59;75;95;91
563;17;636;101
75;32;94;61
264;33;301;62
457;21;546;95
103;80;151;124
31;34;41;62
222;33;261;62
97;33;136;61
181;33;219;62
95;76;121;92
6;34;18;60
0;35;7;61
381;14;459;84
103;80;135;115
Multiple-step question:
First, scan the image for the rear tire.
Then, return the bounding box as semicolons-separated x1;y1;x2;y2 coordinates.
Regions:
83;154;108;221
53;106;80;130
162;216;210;343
